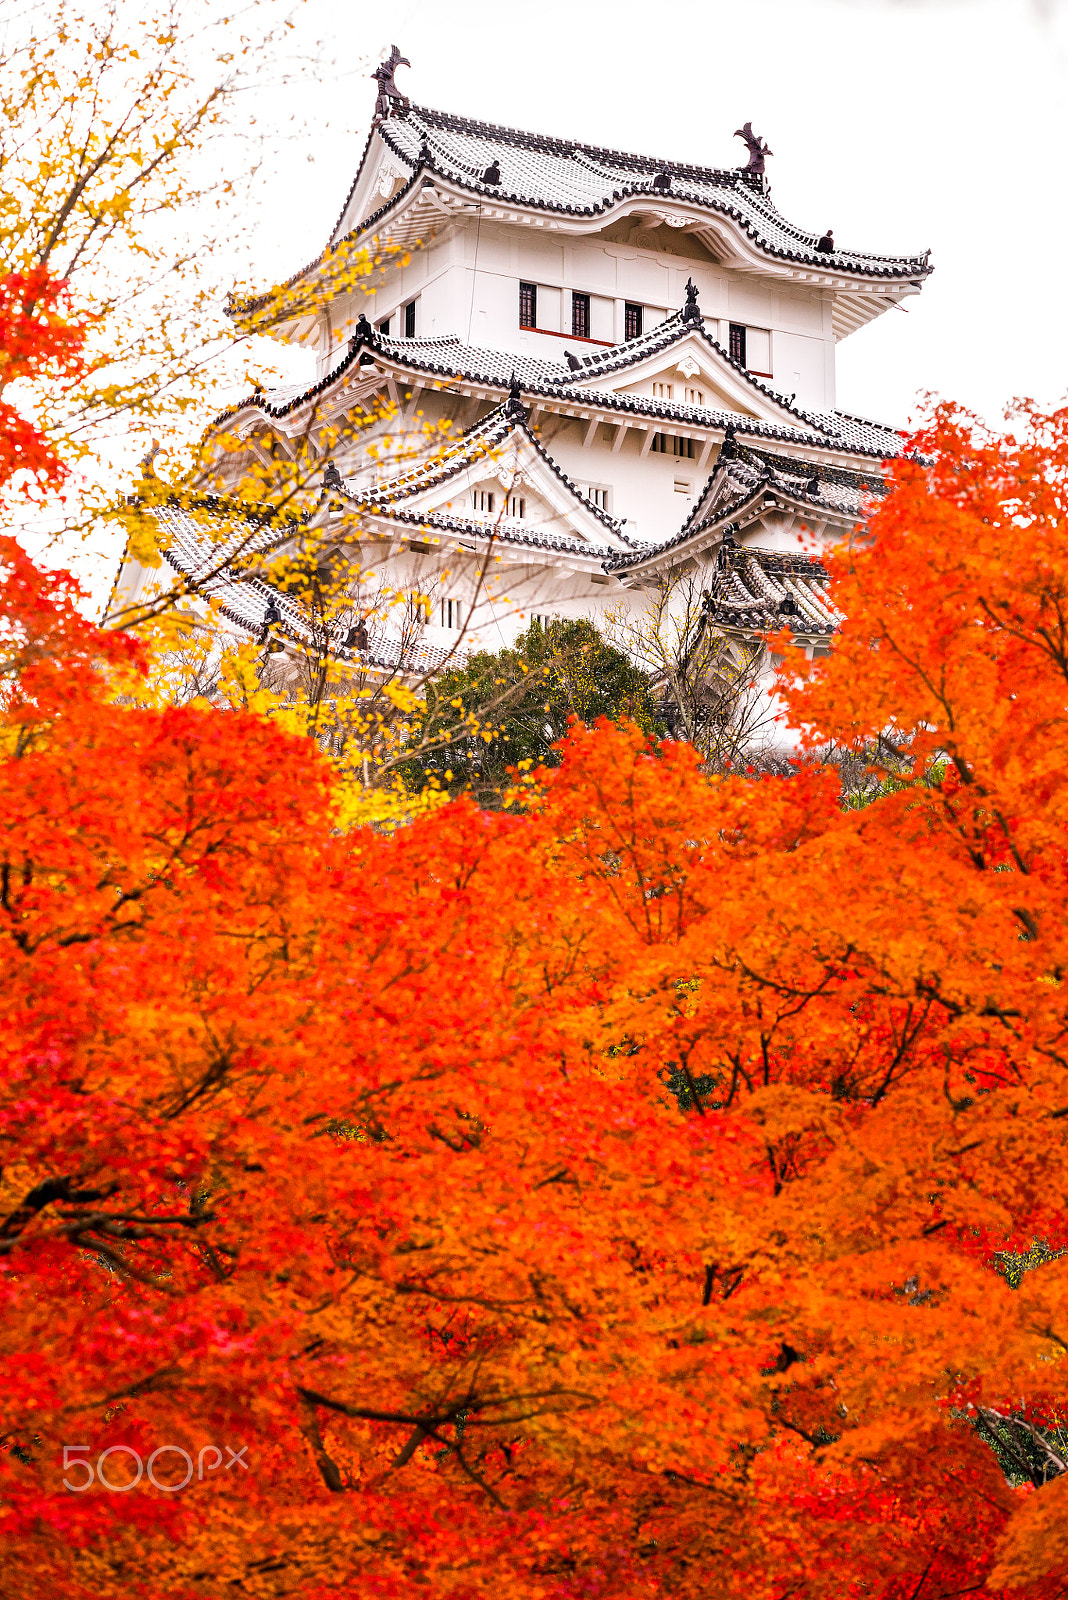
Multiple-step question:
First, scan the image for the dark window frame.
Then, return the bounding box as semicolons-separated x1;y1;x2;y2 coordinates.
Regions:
729;322;746;366
519;281;537;329
404;300;417;338
652;434;695;459
571;290;591;339
625;302;643;340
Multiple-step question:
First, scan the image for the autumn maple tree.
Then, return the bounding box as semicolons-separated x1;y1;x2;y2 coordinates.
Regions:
6;16;1068;1594
3;190;1068;1597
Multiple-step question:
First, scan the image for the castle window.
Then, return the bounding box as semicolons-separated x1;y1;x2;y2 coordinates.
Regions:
404;300;417;337
652;434;695;458
507;495;526;518
519;282;537;328
685;386;704;405
472;489;495;513
586;485;610;511
571;291;590;339
652;381;674;400
440;599;465;630
728;323;771;376
674;479;692;495
625;302;643;340
531;613;551;629
379;317;391;335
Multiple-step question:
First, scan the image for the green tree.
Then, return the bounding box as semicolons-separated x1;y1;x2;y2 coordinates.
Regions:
403;617;663;804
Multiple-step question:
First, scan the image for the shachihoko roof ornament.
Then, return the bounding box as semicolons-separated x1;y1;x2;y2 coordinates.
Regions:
734;122;772;176
370;45;410;128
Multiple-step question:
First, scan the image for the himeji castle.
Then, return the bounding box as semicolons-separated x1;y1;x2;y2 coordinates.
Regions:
111;48;931;698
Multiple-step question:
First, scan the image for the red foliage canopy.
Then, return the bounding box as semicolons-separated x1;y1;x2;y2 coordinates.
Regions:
0;269;84;498
2;293;1068;1596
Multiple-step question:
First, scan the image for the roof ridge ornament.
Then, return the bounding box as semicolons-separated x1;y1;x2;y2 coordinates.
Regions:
733;121;771;176
371;45;411;128
505;373;528;420
681;278;702;326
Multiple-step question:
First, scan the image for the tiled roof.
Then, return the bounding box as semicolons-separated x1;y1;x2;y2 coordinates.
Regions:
804;406;904;457
359;506;623;562
702;543;842;634
217;317;904;464
336;398;635;546
137;397;630;674
147;501;460;676
355;105;930;281
550;311;818;430
607;436;883;572
692;438;886;527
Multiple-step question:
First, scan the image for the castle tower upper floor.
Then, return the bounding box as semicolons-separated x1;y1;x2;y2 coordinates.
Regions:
244;99;931;421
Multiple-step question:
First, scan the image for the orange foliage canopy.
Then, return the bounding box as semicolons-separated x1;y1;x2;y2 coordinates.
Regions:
0;269;84;499
2;298;1068;1596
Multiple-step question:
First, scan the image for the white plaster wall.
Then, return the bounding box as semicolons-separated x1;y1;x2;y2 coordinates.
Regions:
337;219;837;410
534;414;719;545
771;330;830;410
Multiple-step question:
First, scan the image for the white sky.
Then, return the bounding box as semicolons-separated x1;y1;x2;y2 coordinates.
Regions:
251;0;1068;431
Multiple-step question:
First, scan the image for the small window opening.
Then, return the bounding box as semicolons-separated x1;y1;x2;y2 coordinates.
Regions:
625;302;643;340
685;386;704;405
729;322;746;365
652;434;695;458
440;599;465;630
586;486;610;511
652;381;674;400
404;300;417;338
472;489;495;513
571;291;591;339
519;282;537;329
378;317;391;335
507;495;526;519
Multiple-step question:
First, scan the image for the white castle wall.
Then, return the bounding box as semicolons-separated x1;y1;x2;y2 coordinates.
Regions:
319;217;837;413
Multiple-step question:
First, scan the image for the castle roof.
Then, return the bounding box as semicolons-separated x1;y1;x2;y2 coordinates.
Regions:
238;101;930;342
218;314;904;465
702;544;842;635
609;437;881;582
144;500;462;676
131;402;863;663
332;398;634;556
338;104;930;282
